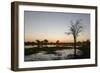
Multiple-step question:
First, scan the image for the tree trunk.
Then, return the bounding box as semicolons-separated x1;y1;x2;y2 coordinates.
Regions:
74;36;77;58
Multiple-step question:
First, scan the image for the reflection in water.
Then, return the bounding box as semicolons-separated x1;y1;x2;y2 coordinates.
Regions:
25;45;80;48
24;49;83;61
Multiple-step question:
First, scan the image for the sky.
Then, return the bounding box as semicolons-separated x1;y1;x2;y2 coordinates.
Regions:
24;11;90;42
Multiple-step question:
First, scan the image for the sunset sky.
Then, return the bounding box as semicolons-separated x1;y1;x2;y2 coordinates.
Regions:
24;11;90;42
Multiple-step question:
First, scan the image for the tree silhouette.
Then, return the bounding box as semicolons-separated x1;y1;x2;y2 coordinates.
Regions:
31;41;35;46
66;19;83;57
56;40;60;47
36;40;41;48
43;39;48;47
41;41;44;48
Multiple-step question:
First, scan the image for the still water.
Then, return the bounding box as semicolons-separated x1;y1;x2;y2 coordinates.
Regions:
25;45;80;48
24;48;83;61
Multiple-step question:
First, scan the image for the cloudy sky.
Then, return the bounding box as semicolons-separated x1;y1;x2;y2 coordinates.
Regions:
24;11;90;42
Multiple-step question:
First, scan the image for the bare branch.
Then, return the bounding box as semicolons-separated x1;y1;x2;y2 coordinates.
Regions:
65;19;83;38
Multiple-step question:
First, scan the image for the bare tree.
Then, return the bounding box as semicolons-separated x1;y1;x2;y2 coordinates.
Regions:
66;19;83;57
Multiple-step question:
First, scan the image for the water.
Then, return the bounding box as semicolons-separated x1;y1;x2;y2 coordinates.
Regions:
25;45;57;48
25;45;80;48
24;49;83;61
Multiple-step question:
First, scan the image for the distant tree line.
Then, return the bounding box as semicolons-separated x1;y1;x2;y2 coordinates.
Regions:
25;39;59;48
25;39;90;48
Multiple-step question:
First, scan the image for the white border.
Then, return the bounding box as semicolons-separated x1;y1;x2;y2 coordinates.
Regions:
18;5;96;68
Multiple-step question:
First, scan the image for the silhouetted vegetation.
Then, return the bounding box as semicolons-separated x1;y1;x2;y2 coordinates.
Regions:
65;19;83;58
24;44;74;56
43;39;48;47
24;19;90;61
78;40;90;58
24;39;90;59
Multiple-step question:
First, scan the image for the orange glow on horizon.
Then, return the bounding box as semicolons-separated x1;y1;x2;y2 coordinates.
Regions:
24;32;90;43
